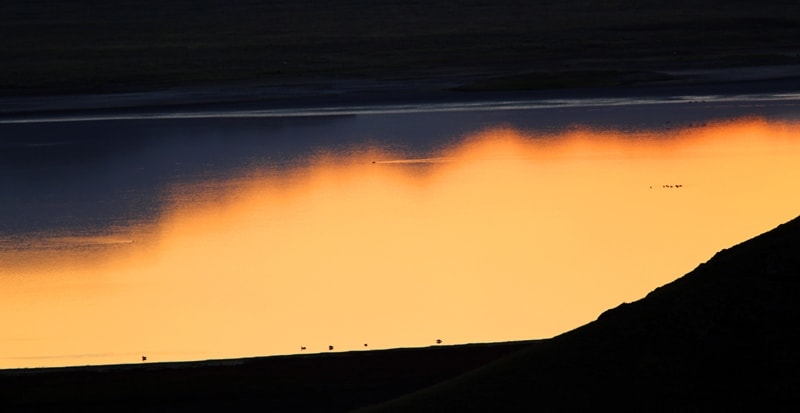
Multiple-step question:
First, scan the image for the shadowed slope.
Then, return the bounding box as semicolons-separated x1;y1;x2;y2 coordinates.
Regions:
0;341;535;412
357;215;800;412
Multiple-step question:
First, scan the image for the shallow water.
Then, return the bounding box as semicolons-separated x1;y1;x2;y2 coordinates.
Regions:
2;97;800;368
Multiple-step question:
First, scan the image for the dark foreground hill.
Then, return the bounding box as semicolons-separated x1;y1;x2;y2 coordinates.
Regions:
358;215;800;412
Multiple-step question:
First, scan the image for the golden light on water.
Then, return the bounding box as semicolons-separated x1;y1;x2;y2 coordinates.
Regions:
2;118;799;368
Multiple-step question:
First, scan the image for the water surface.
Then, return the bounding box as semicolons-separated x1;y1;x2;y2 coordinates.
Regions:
2;97;799;368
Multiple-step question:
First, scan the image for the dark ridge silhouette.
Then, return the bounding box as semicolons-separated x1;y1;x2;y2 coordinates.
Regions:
357;214;800;412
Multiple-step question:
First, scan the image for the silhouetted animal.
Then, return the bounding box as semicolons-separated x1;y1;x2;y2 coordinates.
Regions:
142;356;147;361
329;345;334;351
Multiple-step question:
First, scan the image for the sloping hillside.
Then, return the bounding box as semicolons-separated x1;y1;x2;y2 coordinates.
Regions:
358;215;800;412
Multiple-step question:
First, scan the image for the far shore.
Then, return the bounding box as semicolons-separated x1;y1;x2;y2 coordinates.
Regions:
2;65;800;123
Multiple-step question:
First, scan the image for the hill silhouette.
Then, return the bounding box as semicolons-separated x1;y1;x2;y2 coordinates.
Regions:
358;215;800;412
2;215;799;411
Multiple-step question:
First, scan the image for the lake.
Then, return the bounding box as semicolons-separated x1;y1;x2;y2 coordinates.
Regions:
2;94;800;368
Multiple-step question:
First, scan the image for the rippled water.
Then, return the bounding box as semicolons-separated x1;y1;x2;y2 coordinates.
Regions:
2;97;799;368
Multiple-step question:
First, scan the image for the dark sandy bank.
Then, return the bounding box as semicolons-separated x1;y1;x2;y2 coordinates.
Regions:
0;341;535;413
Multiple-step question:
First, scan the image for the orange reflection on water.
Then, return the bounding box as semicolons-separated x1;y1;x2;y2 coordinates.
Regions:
2;118;799;368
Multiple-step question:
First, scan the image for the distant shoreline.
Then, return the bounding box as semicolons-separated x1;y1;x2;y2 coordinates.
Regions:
2;65;800;123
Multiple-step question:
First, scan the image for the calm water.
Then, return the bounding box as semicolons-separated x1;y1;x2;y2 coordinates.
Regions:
2;96;800;368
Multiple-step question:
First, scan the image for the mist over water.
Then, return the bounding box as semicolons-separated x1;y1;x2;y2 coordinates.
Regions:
2;98;800;368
